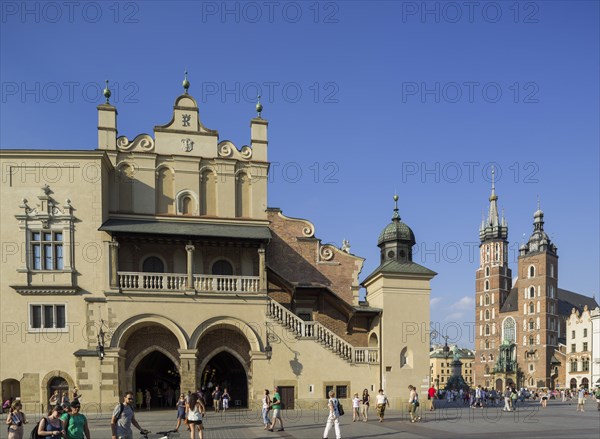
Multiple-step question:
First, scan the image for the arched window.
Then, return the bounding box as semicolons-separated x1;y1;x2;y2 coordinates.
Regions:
181;196;193;215
528;319;534;331
143;256;164;273
400;347;408;368
529;336;534;346
550;264;555;278
156;167;174;214
211;260;233;275
529;265;535;278
485;340;490;349
485;324;490;336
368;333;378;348
485;266;490;277
489;353;494;361
484;365;490;375
118;163;135;212
495;243;499;261
484;280;489;291
529;302;535;314
235;172;251;218
484;294;490;306
200;169;217;216
502;317;516;344
529;287;535;298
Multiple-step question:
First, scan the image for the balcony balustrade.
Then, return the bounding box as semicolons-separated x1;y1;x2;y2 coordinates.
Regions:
117;271;260;293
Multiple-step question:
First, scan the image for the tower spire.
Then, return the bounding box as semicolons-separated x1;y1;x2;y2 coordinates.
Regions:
487;166;499;227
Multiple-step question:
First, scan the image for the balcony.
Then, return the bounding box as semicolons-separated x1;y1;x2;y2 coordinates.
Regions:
117;272;261;293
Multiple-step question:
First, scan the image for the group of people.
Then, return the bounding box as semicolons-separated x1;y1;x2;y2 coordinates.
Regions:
5;398;91;439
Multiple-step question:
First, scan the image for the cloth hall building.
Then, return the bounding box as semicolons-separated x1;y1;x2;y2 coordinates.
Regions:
0;80;436;412
474;181;598;390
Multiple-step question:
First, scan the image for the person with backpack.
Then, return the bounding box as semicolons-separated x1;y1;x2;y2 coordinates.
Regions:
60;400;90;439
408;385;421;423
5;400;26;439
111;391;148;439
38;405;66;437
322;389;341;439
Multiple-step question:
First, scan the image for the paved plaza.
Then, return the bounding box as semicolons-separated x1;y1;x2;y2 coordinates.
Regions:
23;398;598;439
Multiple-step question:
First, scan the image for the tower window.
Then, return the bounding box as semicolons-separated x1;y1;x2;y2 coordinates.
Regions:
529;287;535;298
484;294;490;306
529;302;534;314
484;280;489;291
485;266;490;277
529;266;535;278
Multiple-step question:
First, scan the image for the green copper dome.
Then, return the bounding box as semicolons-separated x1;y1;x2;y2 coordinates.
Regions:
377;218;416;246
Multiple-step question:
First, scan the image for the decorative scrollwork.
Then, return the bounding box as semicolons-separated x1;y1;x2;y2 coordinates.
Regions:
116;134;155;152
240;145;252;159
218;143;233;157
302;226;314;237
319;244;335;261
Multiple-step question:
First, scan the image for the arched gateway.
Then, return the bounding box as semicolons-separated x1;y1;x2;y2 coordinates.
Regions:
110;315;257;408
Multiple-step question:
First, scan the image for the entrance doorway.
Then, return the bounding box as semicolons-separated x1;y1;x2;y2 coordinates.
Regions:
135;351;179;409
495;379;503;391
2;379;20;404
47;377;69;408
279;386;295;409
201;351;248;407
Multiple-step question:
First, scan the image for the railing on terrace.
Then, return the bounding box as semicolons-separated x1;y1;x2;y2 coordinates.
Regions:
266;299;379;364
117;272;260;293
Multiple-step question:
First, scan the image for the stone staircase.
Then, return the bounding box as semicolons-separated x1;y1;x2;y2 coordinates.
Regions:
266;298;378;364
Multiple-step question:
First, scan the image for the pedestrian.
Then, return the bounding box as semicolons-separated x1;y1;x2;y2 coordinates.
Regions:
49;390;60;407
61;393;70;409
361;389;370;421
185;392;205;439
135;390;143;410
408;385;421;423
502;386;512;412
510;387;518;410
211;386;222;413
261;389;272;430
71;388;82;402
111;391;148;439
540;390;548;408
576;386;586;412
375;388;389;422
144;389;151;411
352;392;360;422
39;405;66;438
61;399;91;439
322;390;341;439
594;386;600;411
5;400;26;439
221;388;231;412
268;386;284;432
428;385;436;411
174;393;189;433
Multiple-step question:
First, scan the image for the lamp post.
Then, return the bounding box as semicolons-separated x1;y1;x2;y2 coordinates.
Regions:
96;319;105;361
265;323;273;361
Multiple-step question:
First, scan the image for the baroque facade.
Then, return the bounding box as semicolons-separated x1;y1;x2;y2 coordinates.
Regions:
474;177;598;390
0;80;436;412
429;345;474;388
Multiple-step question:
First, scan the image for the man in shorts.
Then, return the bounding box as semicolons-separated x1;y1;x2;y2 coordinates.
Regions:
576;385;586;412
269;386;284;432
211;386;222;413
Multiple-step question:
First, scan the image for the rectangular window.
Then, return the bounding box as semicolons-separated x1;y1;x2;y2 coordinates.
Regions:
571;330;575;339
325;385;333;399
582;360;589;372
571;344;576;353
336;386;348;399
30;231;64;271
583;328;587;337
583;342;588;351
29;304;66;330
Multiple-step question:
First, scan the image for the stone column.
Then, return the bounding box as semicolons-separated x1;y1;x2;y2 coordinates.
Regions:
185;243;195;290
109;239;119;288
178;349;198;392
258;246;266;293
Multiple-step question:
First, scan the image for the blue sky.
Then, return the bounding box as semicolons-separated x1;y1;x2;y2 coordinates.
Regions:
1;1;599;347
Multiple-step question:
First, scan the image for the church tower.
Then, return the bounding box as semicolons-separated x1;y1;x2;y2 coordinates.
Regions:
518;202;559;388
474;170;512;387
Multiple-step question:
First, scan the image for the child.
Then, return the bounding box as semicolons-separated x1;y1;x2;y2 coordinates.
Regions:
352;393;361;422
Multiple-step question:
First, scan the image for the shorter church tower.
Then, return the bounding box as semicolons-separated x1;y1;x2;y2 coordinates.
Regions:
518;202;559;388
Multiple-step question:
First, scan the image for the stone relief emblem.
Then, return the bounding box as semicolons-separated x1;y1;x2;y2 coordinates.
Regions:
181;138;194;152
182;114;191;127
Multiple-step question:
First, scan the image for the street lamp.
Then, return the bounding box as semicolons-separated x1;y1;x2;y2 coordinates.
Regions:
264;323;273;361
96;319;106;361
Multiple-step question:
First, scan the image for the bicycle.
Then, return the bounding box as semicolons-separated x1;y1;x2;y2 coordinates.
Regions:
139;429;178;439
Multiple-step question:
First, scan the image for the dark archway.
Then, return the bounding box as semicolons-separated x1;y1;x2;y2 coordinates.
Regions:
48;377;69;405
495;379;503;391
581;378;589;389
135;351;179;409
143;256;164;273
2;379;20;403
201;351;248;408
570;378;577;389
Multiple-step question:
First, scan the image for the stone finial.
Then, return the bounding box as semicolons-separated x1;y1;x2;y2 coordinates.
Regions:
103;80;111;104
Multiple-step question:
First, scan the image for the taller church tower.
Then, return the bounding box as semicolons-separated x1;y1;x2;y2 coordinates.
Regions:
474;170;512;386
